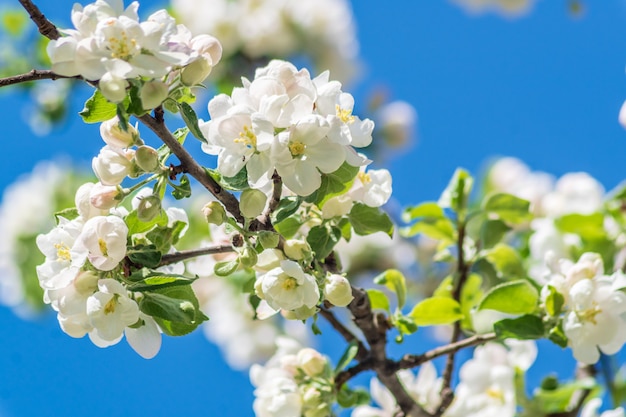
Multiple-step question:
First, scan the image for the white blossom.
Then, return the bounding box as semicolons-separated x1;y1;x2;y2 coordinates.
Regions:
581;398;626;417
73;215;128;271
256;260;319;313
323;274;353;307
86;278;139;346
92;145;135;186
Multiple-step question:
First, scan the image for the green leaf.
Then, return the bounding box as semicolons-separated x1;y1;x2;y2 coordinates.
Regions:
460;273;483;329
171;174;192;200
348;203;394;237
140;286;207;336
306;162;359;205
307;225;341;259
555;213;606;240
338;217;352;241
272;196;302;224
483;193;532;224
438;168;473;214
54;207;80;223
483;243;526;280
214;259;239;277
532;379;597;414
401;217;455;243
374;269;407;308
2;9;28;36
402;202;445;222
366;289;391;312
206;167;250;191
494;314;545;340
79;90;118;123
128;274;197;292
548;322;568;348
409;297;463;326
478;280;538;314
126;244;162;268
125;209;168;235
393;312;418;340
334;341;359;374
178;102;206;142
274;216;303;239
480;219;511;249
433;276;454;298
544;285;564;317
125;82;147;116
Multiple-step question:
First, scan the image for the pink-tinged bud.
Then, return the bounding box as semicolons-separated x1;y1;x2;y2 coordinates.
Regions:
90;183;122;210
201;201;226;226
100;117;140;148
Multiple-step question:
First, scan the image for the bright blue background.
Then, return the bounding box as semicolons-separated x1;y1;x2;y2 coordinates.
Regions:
2;0;626;415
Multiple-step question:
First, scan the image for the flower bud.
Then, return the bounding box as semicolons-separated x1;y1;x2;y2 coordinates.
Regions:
181;58;212;86
137;195;162;222
134;145;160;172
324;274;353;307
240;189;267;218
258;231;279;249
100;117;140;148
191;34;222;66
73;270;99;295
90;182;123;210
92;146;134;186
99;73;128;103
321;195;353;219
297;348;327;377
140;80;169;110
201;201;227;226
283;239;311;261
281;305;317;320
239;246;258;268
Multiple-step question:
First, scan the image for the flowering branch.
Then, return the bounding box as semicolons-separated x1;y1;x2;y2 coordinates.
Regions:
0;69;78;88
319;305;369;361
137;113;245;224
18;0;60;40
159;245;235;266
394;332;497;371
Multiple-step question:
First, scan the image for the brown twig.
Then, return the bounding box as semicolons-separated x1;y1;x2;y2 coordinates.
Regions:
335;358;375;389
263;170;282;223
138;113;245;224
0;69;78;88
394;333;497;372
18;0;60;40
319;306;369;362
159;245;235;266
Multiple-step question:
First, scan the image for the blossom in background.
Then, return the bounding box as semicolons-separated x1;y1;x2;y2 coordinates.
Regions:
450;0;537;17
170;0;359;82
445;341;537;417
581;398;626;417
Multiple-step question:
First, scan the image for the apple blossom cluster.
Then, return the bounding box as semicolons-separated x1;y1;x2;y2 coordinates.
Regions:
250;338;336;417
541;252;626;364
171;0;358;82
199;59;375;197
47;0;222;103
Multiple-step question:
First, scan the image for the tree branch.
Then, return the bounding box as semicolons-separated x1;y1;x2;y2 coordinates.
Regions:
394;333;497;372
159;245;235;266
319;306;369;362
18;0;60;40
0;69;78;88
138;113;245;224
335;358;375;389
348;287;432;417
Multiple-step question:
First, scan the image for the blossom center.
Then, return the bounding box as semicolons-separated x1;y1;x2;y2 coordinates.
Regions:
577;302;602;325
289;141;306;157
358;171;372;184
98;238;109;257
104;295;117;315
234;125;257;149
336;105;355;124
485;387;505;403
54;243;72;262
106;27;139;61
282;277;298;291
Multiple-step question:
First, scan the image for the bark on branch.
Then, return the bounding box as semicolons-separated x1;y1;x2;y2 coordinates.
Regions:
0;69;78;88
159;245;235;267
18;0;60;40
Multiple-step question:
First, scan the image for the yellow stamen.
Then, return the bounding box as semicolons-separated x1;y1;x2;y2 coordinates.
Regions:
234;125;257;148
107;31;138;61
336;104;355;124
282;277;298;291
289;141;306;156
485;387;505;403
578;302;602;325
98;238;109;257
358;171;372;185
104;296;117;315
54;243;71;262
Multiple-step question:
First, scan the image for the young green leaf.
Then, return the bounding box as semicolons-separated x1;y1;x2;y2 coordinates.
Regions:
307;225;342;259
126;244;162;268
178;102;206;142
334;341;360;374
79;90;117;123
348;203;394;237
483;193;532;224
478;280;539;314
366;289;391;313
408;296;464;326
482;243;526;280
374;269;407;308
438;168;473;214
493;314;544;340
214;259;239;277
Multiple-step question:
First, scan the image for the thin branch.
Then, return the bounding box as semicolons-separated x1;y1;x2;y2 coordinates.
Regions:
159;245;235;266
394;333;497;372
436;220;469;416
0;69;78;88
18;0;60;40
319;306;369;362
138;113;245;224
263;171;282;222
335;358;375;389
348;287;432;417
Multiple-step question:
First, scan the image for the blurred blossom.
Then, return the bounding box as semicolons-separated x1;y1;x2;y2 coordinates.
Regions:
376;100;417;150
171;0;359;82
449;0;537;17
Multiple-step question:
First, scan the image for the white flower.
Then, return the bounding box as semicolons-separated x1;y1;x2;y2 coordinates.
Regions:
125;313;162;359
46;270;99;338
36;217;85;290
251;366;302;417
74;215;128;271
86;278;139;346
349;168;393;207
92;145;135;186
90;182;123;210
445;341;536;417
257;260;319;312
323;274;353;307
542;172;604;218
100;116;139;148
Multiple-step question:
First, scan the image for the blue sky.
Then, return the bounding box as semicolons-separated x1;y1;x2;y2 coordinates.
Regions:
2;0;626;416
